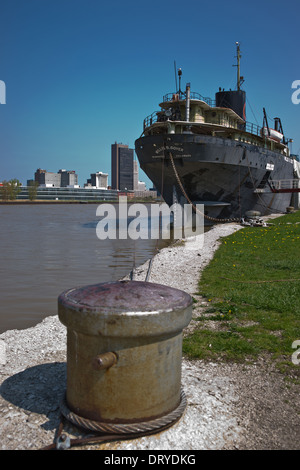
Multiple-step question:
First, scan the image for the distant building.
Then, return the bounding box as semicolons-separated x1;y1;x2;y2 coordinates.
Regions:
58;169;78;187
34;168;61;188
111;142;128;190
17;186;119;201
133;190;157;199
133;160;139;190
85;172;108;189
34;168;78;188
137;181;146;191
111;142;134;190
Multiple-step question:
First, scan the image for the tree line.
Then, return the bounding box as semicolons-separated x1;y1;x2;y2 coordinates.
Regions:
0;179;39;201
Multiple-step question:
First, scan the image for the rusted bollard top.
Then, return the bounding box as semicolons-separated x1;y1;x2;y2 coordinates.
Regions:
58;280;193;337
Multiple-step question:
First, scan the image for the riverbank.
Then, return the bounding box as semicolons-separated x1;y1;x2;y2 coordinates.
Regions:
0;200;107;204
0;199;158;205
0;220;299;450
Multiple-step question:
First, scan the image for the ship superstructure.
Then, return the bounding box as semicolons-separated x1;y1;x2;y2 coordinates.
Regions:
135;43;297;223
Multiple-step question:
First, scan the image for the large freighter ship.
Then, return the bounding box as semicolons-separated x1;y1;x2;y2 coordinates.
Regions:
135;43;298;223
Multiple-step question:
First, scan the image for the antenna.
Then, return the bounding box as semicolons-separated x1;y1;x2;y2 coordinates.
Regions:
174;61;178;93
233;42;244;90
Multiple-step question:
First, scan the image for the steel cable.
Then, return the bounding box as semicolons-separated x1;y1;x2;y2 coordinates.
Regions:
41;390;187;450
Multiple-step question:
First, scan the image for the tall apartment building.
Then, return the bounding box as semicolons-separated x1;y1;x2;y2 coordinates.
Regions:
111;142;134;190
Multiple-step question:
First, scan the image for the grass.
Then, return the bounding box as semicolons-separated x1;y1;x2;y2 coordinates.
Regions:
183;210;300;373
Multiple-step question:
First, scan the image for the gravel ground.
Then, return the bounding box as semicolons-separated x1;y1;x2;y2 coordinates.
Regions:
0;222;299;450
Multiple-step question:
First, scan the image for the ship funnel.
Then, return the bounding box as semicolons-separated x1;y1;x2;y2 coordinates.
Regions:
215;89;246;122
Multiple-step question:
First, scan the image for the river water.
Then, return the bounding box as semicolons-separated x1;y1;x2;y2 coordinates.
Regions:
0;204;171;333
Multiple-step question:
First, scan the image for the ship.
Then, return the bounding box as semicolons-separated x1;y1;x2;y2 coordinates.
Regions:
135;43;299;224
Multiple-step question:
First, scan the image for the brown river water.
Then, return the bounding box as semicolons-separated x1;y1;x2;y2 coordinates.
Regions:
0;203;171;333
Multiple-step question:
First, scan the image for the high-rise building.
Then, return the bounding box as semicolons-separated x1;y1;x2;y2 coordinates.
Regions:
133;160;139;190
111;142;134;190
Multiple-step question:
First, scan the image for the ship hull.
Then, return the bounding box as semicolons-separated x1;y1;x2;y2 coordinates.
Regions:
135;133;294;222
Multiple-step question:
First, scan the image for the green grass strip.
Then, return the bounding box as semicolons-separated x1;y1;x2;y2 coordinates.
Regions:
183;210;300;372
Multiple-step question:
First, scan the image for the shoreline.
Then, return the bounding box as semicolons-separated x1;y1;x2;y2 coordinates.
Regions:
122;223;242;292
1;219;299;450
0;199;159;205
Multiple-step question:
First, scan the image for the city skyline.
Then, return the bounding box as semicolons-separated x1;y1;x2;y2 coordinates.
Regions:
0;142;144;189
0;0;299;189
25;143;148;190
28;162;147;190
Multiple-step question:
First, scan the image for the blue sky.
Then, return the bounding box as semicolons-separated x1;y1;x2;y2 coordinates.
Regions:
0;0;299;188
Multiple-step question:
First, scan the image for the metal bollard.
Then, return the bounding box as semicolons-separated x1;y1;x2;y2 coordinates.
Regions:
58;280;192;432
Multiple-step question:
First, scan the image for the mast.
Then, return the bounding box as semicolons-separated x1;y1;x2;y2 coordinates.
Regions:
234;42;244;91
236;42;241;90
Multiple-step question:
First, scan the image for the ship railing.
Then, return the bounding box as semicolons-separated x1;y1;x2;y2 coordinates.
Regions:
163;92;216;107
244;121;262;137
268;179;300;191
143;110;261;134
143;111;287;145
143;111;160;129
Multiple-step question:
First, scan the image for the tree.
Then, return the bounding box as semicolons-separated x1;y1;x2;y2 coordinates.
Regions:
0;179;22;200
28;180;39;201
0;181;10;201
8;179;22;200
